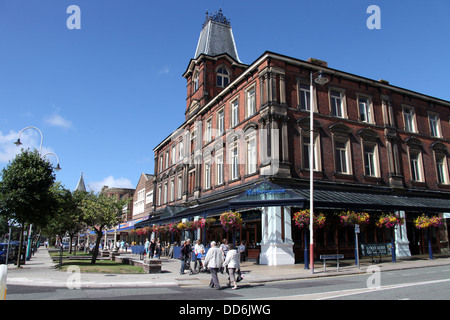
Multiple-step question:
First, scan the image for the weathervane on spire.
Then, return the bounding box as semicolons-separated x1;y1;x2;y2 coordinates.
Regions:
203;8;230;27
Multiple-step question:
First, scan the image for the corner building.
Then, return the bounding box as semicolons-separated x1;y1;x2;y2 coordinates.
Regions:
137;10;450;265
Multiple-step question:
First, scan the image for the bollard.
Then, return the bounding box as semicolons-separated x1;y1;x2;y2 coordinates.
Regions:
0;265;7;300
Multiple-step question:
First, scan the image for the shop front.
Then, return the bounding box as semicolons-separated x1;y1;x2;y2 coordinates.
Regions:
133;179;450;266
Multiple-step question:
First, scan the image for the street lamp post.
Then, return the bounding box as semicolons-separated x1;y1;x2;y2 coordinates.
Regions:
309;70;328;274
14;126;43;155
42;152;62;171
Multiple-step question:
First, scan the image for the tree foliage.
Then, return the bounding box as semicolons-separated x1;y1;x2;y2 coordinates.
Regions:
80;192;125;264
42;183;86;254
0;149;57;267
0;149;57;227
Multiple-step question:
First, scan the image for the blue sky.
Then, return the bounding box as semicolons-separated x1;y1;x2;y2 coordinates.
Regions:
1;0;449;193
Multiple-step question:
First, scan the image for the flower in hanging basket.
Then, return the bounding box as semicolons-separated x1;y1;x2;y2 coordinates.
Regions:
205;217;216;227
192;218;205;229
339;210;370;227
414;214;444;229
429;216;444;227
293;209;326;229
375;213;404;228
168;223;178;233
315;213;326;229
185;221;195;230
220;211;243;231
177;222;187;231
160;224;169;234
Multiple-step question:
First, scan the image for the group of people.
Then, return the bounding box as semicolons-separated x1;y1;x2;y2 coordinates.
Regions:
144;238;162;259
179;238;246;290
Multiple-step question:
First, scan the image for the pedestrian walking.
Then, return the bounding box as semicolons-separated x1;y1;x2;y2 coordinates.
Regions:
154;238;161;258
204;241;224;289
179;239;191;274
223;243;240;289
149;239;156;258
220;239;229;258
144;240;150;258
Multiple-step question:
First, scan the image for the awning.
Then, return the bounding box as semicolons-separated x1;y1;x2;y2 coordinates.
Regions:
292;188;450;212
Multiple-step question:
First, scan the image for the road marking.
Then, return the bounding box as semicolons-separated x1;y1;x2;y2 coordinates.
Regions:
257;278;450;300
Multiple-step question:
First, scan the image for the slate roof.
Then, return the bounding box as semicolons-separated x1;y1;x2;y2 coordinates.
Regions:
194;10;241;62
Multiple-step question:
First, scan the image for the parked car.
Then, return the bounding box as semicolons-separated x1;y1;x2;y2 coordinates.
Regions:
0;244;6;264
0;243;14;264
61;242;70;249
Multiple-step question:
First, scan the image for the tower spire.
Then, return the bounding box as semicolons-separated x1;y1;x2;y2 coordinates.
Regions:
75;172;86;192
195;9;241;62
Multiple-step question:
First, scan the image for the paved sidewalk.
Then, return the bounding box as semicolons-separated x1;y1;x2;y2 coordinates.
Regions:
4;247;450;288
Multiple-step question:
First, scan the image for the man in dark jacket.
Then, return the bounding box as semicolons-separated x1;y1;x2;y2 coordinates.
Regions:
179;239;191;274
149;239;156;258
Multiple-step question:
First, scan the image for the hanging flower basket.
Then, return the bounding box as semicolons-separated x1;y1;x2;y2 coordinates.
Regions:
293;209;326;229
167;223;178;233
414;214;444;229
219;211;243;232
186;221;200;230
205;217;216;227
193;218;206;229
159;224;169;234
375;213;404;228
177;222;187;231
339;210;370;227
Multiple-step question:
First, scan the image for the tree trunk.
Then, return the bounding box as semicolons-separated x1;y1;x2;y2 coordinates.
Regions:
69;234;74;255
90;230;103;264
16;224;25;268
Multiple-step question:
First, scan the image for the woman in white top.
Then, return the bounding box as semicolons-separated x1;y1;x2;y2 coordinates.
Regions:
222;243;240;289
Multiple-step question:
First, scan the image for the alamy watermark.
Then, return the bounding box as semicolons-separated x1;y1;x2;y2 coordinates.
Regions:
166;121;280;176
66;265;81;289
367;5;381;30
366;265;381;290
67;5;81;30
66;5;381;31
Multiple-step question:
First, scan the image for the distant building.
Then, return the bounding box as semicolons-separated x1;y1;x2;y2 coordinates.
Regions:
75;172;86;192
133;173;155;219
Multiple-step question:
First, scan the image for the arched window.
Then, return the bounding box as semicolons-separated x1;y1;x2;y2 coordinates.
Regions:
217;67;230;88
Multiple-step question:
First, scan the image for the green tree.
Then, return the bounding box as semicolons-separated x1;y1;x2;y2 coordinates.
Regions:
0;149;57;267
80;192;125;264
44;183;86;254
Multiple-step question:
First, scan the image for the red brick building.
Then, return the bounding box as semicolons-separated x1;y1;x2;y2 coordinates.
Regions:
137;10;450;265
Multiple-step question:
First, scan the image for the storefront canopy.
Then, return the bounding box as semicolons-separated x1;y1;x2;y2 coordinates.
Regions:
133;178;450;229
292;188;450;212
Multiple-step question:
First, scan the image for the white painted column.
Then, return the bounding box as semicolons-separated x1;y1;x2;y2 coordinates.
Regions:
395;210;411;257
259;206;295;265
